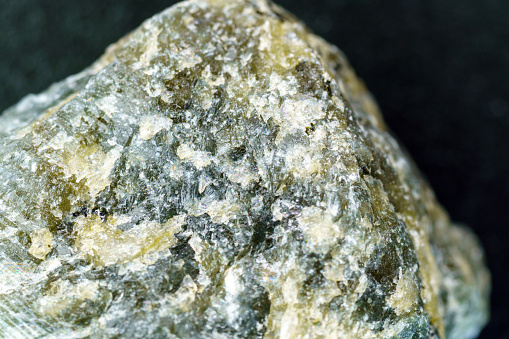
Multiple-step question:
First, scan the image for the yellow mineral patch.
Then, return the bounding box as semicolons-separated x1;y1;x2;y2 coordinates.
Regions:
387;270;420;316
177;48;203;69
139;115;173;140
38;92;79;123
257;19;313;70
297;206;341;253
37;279;101;318
410;226;445;338
192;195;241;225
322;260;345;282
268;73;298;97
177;144;212;168
198;173;213;194
159;275;198;315
205;201;241;225
138;25;162;69
15;92;79;139
267;94;326;144
74;214;186;267
63;144;122;197
224;162;259;188
279;308;300;339
285;145;324;178
224;265;243;296
279;97;326;133
28;228;53;260
419;241;445;338
95;95;118;118
47;130;73;151
201;65;225;87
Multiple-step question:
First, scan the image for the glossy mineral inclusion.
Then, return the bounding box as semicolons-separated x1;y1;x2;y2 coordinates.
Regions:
0;0;489;338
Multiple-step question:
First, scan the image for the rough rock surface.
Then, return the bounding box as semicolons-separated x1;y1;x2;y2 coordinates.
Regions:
0;0;489;338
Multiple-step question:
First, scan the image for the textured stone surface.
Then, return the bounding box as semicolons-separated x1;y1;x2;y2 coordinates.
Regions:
0;0;489;338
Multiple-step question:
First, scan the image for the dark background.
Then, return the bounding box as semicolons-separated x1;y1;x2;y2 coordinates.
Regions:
0;0;507;337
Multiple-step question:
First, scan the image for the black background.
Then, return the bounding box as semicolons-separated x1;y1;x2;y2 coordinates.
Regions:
0;1;507;337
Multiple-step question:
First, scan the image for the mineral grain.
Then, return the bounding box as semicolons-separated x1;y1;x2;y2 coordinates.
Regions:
0;0;489;338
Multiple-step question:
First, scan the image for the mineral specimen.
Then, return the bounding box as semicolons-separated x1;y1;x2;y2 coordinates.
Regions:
0;0;489;338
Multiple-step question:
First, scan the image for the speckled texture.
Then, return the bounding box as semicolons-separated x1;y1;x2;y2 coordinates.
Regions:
0;0;489;338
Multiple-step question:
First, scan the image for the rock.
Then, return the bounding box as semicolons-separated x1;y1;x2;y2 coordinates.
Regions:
0;0;489;338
